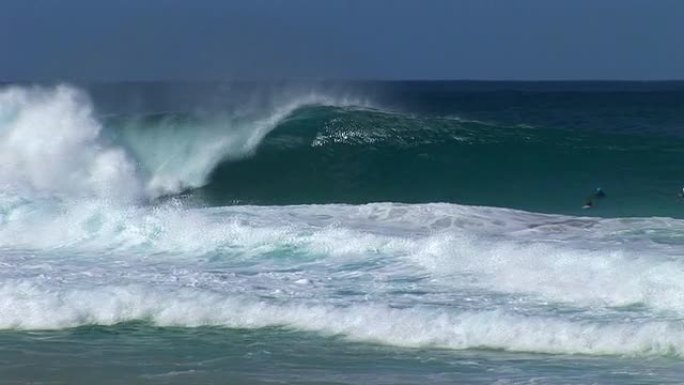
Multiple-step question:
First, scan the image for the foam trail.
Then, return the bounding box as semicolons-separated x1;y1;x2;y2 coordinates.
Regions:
4;200;684;314
2;282;684;357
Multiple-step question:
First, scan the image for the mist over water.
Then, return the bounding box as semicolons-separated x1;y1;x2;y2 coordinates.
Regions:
2;81;684;384
0;86;141;201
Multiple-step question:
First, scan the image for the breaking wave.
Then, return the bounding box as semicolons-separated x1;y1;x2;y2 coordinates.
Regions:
0;84;366;201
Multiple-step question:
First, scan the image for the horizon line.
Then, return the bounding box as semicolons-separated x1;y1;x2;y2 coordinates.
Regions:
3;78;684;84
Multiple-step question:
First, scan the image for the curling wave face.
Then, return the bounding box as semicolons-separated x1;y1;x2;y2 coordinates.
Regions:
3;82;684;360
0;84;366;201
3;83;683;217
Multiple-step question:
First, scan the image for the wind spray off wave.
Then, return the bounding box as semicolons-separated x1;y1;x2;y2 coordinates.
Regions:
0;84;367;201
4;82;684;385
0;86;142;201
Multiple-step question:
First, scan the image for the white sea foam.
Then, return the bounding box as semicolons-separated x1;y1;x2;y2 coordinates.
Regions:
2;84;684;358
2;281;683;357
3;200;684;316
0;86;141;201
0;84;367;199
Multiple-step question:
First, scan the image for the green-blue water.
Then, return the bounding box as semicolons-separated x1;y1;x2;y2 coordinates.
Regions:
3;325;683;385
204;105;684;217
2;81;684;384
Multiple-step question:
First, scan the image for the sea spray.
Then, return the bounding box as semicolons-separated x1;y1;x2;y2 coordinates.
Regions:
3;82;684;384
0;85;142;201
114;95;368;197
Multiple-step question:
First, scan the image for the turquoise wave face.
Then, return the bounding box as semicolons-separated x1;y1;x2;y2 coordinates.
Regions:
4;82;683;217
201;105;684;217
4;82;684;384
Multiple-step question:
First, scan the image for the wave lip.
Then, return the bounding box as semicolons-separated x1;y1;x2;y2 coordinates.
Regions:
125;93;368;198
0;84;370;201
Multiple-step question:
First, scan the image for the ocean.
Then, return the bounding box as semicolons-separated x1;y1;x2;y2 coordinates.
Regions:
1;81;684;384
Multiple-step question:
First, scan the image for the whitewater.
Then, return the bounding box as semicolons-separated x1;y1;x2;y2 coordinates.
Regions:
2;82;684;384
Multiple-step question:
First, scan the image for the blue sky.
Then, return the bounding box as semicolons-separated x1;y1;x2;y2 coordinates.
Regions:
1;0;683;81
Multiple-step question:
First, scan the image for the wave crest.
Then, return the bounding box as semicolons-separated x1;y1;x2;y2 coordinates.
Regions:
0;84;367;201
0;85;142;201
3;281;684;357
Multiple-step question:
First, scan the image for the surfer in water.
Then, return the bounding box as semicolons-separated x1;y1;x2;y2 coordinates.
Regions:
594;187;606;199
582;187;606;209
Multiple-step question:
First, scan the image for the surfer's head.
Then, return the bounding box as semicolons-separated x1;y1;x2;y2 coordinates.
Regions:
594;187;606;199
